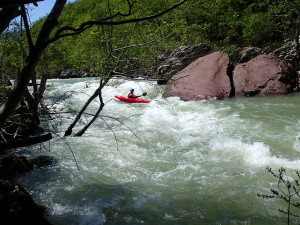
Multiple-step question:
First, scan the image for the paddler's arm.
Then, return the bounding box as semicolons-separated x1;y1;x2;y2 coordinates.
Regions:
129;92;147;98
138;92;147;97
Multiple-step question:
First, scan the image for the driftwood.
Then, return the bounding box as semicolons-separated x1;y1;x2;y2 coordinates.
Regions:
0;132;52;151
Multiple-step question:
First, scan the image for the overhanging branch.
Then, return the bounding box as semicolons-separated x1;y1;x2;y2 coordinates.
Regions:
0;0;43;8
46;0;187;45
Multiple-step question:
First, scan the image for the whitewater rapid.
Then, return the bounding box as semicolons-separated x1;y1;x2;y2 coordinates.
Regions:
17;78;300;225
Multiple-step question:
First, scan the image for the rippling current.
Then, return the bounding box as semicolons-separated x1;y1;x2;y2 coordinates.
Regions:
16;78;300;225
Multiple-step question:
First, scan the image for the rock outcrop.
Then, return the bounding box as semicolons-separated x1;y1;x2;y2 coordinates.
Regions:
157;43;211;84
238;47;265;63
271;40;299;70
234;54;298;96
0;156;54;179
0;156;54;225
164;51;232;100
0;179;52;225
60;68;94;79
163;49;298;101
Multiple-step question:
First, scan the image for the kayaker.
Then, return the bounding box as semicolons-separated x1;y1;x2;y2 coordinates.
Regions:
128;88;146;99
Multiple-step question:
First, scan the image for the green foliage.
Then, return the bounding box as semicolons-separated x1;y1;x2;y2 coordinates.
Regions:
258;167;300;225
0;25;28;77
242;13;278;46
0;0;299;78
221;44;241;62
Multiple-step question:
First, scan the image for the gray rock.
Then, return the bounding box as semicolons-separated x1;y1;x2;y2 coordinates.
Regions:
60;68;94;79
239;47;265;63
271;40;299;70
157;43;211;83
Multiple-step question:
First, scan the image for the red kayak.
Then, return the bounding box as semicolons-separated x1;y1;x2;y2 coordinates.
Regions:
114;95;150;103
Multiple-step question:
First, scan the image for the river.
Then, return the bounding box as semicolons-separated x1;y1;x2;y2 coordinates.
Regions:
16;78;300;225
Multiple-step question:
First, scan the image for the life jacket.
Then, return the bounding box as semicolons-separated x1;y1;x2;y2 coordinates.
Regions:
128;93;137;99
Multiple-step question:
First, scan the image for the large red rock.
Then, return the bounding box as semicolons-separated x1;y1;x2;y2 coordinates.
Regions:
164;51;232;101
234;55;297;96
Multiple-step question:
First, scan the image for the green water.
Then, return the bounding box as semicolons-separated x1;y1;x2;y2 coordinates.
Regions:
16;78;300;225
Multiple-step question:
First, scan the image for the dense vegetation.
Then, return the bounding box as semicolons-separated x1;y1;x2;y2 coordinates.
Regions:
1;0;299;80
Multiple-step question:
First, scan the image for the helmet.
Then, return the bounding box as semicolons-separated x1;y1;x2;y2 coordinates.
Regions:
130;88;134;93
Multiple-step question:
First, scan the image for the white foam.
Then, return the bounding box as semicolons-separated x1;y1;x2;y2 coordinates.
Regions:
22;78;300;224
209;136;300;169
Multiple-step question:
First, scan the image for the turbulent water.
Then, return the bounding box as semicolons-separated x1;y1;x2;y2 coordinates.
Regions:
16;78;300;225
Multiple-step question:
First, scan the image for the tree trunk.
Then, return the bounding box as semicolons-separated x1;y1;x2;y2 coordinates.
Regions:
295;14;300;60
0;49;43;127
64;87;100;136
0;0;67;127
65;78;109;137
73;98;104;137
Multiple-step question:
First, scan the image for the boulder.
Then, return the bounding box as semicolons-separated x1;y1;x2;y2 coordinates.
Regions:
233;54;298;96
164;51;232;101
0;156;32;179
60;68;94;79
0;179;52;225
0;155;55;179
29;156;54;168
0;156;54;225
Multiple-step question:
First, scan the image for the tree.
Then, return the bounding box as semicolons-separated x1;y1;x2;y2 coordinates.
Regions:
0;0;43;34
0;0;67;129
0;0;187;131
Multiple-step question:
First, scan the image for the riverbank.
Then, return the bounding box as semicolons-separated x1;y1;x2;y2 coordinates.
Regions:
0;154;54;225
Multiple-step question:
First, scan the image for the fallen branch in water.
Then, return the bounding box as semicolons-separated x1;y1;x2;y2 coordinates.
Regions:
0;132;52;151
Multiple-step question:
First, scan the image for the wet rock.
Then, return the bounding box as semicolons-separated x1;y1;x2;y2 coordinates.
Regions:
0;179;52;225
0;155;54;225
60;68;94;79
233;54;298;96
0;156;55;179
0;156;33;179
29;156;54;168
164;51;232;101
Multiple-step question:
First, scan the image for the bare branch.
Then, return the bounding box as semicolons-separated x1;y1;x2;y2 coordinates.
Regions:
73;80;106;137
112;39;156;52
101;115;141;140
99;116;120;154
51;132;80;170
21;5;34;50
46;0;187;45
